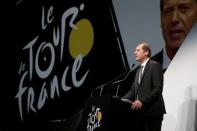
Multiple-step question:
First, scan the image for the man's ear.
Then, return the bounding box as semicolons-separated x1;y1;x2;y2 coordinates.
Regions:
145;50;149;56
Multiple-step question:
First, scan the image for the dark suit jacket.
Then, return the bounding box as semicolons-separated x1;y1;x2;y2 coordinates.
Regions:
123;59;166;117
151;49;163;66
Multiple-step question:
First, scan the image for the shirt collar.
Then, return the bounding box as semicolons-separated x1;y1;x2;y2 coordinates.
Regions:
140;58;150;73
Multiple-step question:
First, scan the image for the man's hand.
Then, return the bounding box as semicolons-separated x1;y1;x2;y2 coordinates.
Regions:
131;100;142;110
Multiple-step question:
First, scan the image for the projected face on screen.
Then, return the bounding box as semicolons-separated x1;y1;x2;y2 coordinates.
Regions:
161;0;197;60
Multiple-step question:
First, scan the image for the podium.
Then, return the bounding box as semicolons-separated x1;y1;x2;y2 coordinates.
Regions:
80;95;136;131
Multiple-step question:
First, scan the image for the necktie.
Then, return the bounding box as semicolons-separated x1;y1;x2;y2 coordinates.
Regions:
138;66;143;84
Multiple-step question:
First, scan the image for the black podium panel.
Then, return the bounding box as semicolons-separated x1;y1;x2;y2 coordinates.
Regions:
80;95;136;131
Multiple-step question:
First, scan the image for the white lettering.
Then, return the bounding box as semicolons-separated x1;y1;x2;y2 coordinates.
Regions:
41;6;54;30
37;82;48;109
15;71;28;121
72;54;89;87
27;87;36;113
60;6;78;61
35;42;55;79
23;36;39;80
50;75;60;99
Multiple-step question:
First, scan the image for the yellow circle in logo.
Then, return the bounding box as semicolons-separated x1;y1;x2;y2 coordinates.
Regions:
69;19;94;59
97;111;102;121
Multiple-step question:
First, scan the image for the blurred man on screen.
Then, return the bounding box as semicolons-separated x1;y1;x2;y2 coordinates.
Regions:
152;0;197;71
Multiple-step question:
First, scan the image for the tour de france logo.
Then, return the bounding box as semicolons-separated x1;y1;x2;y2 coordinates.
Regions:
87;106;102;131
16;3;94;120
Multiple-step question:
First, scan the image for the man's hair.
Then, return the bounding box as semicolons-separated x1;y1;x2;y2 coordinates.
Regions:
160;0;163;13
139;42;151;57
160;0;197;13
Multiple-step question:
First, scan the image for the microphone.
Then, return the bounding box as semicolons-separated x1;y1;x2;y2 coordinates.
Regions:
112;79;124;84
109;64;135;86
90;84;106;98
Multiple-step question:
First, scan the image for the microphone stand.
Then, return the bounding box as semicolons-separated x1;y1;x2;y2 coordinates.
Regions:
99;85;104;96
107;64;136;96
90;71;128;98
115;84;120;97
91;64;136;98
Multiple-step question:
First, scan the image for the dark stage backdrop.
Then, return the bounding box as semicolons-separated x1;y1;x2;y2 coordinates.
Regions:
14;0;129;130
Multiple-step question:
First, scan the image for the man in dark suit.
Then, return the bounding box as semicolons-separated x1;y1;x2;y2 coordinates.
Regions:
122;42;166;131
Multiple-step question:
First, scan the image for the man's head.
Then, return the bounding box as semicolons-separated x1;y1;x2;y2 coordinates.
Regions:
134;42;151;64
160;0;197;58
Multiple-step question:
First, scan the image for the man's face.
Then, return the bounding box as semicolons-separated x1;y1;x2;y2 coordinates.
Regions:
161;0;197;51
134;44;148;63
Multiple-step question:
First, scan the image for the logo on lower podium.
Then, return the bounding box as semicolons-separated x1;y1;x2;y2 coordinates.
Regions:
87;106;102;131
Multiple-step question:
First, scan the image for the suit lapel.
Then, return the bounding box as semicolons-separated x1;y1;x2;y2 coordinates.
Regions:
136;66;141;84
134;67;141;95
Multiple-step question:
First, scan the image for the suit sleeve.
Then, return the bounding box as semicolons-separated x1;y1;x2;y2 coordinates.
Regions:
122;83;135;100
121;68;138;101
